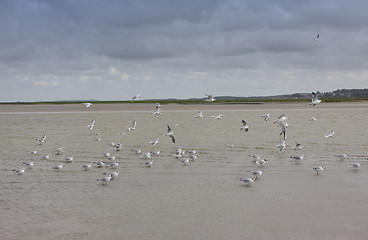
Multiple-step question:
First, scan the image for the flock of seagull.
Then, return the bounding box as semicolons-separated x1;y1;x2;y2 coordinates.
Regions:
12;91;365;187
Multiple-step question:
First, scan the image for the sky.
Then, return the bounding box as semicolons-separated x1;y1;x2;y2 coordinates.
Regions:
1;0;367;102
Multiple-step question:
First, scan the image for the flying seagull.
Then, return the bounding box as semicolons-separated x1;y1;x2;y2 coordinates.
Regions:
240;120;249;131
164;125;175;143
204;94;215;102
314;34;320;41
309;92;322;106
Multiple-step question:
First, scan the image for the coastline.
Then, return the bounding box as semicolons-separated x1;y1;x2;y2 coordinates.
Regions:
0;101;367;112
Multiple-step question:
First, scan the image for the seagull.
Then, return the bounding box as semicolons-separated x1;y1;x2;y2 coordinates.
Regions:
141;152;151;159
151;150;161;155
106;155;116;161
251;170;262;180
238;177;255;186
13;168;26;175
109;161;120;168
309;116;317;121
314;33;320;41
103;171;120;180
150;138;160;147
309;92;322;106
145;160;154;167
211;114;222;120
154;103;161;107
194;111;204;118
54;147;64;155
151;106;161;115
250;155;261;162
240;120;249;132
28;150;38;155
88;120;95;131
131;94;141;102
164;125;175;143
337;154;347;160
93;161;105;168
312;166;325;175
255;159;267;167
349;163;362;171
82;102;92;108
179;158;190;165
290;155;305;164
293;141;304;150
204;94;215;102
273;114;288;140
131;148;142;154
262;114;270;122
81;163;93;170
63;156;74;163
97;175;112;185
52;164;64;171
42;155;50;160
36;134;47;144
277;140;286;152
128;120;136;130
23;161;35;168
324;130;334;138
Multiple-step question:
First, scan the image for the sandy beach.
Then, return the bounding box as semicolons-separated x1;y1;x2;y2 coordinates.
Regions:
1;101;368;240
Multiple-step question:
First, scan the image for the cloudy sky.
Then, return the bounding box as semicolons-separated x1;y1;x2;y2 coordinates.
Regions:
1;0;367;102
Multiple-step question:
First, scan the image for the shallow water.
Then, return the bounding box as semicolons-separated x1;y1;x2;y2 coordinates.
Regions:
1;104;368;240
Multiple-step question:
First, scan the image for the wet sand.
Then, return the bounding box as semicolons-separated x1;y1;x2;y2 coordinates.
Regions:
1;101;367;112
1;101;368;240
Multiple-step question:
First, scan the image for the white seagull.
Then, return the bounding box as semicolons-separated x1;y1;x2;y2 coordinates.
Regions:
23;161;35;168
314;33;320;41
211;114;222;120
277;140;286;152
293;141;304;150
309;92;322;106
238;177;255;186
54;147;64;155
63;156;74;163
164;125;175;143
88;120;95;131
309;116;317;121
13;168;26;175
131;94;141;102
150;138;160;147
262;114;270;122
290;155;305;164
81;163;93;170
52;164;64;171
194;111;204;118
240;120;249;132
151;106;161;115
128;120;136;130
273;114;288;140
324;130;334;138
36;134;47;144
336;154;347;160
349;162;362;171
82;102;92;108
251;170;262;180
312;166;325;175
145;160;154;167
255;159;267;167
204;94;215;102
97;175;112;185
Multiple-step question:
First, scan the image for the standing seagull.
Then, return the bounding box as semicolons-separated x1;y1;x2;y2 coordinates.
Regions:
36;134;47;145
312;166;325;175
309;92;322;106
164;125;175;143
194;111;204;118
240;120;249;132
